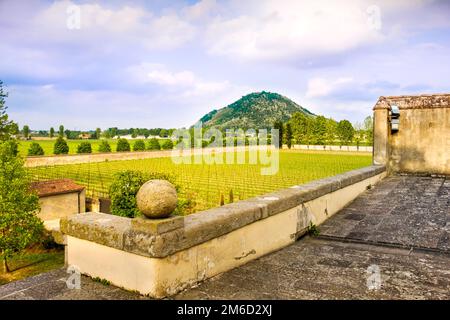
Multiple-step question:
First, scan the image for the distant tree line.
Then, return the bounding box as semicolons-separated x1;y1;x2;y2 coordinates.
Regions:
277;112;373;148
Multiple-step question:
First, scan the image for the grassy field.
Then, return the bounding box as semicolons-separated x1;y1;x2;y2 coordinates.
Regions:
0;248;64;286
28;150;372;214
18;138;170;157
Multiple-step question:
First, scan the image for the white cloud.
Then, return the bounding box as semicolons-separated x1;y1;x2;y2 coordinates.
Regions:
306;77;354;98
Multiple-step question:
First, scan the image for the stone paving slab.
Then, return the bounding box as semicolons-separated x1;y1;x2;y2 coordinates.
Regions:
319;176;450;252
174;239;450;300
0;268;150;300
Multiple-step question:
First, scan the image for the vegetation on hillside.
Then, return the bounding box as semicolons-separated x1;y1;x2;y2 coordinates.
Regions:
197;91;314;130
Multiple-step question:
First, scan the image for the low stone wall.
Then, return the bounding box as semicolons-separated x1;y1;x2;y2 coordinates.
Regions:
26;144;370;167
61;165;386;298
290;145;372;152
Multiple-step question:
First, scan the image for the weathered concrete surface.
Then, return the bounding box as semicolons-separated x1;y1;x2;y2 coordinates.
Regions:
319;175;450;252
0;269;150;300
174;239;450;300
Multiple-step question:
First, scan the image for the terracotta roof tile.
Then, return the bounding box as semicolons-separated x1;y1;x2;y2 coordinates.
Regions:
30;179;85;197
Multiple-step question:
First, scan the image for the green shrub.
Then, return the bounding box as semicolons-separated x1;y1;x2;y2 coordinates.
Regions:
116;138;130;152
98;140;111;153
53;137;69;154
27;142;44;156
133;139;146;151
146;138;161;150
76;141;92;154
161;139;174;150
109;170;178;218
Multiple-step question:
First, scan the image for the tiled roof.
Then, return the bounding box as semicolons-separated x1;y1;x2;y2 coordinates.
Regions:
373;93;450;110
30;179;85;197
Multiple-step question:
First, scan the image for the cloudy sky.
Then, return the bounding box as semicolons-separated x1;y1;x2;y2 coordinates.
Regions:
1;0;449;130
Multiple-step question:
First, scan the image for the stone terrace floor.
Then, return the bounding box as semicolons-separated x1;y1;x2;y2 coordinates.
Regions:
1;175;449;300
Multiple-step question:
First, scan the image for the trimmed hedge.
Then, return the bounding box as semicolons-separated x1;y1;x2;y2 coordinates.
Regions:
147;138;161;150
116;138;130;152
76;141;92;154
28;142;44;156
53;137;69;155
161;139;174;150
98;140;111;153
133;139;146;151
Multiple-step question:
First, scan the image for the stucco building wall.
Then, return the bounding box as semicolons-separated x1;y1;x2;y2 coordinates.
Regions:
38;190;86;221
373;94;450;175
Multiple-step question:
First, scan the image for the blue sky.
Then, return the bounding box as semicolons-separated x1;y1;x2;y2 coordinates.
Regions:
1;0;449;130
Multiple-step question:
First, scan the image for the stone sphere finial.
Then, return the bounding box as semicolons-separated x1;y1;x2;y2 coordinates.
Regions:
136;180;178;219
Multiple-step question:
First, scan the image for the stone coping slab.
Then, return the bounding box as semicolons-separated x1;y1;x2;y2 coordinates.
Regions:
61;165;386;258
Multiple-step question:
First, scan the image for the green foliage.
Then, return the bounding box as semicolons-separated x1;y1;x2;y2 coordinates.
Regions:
0;81;18;141
58;125;64;138
76;142;92;154
98;140;111;153
109;170;177;218
273;120;283;148
22;125;30;139
364;116;374;145
116;138;130;152
133;139;146;151
95;128;101;140
306;222;320;237
92;277;111;286
49;127;55;138
337;120;355;146
0;141;44;271
161;139;174;150
147;138;161;150
53;137;69;155
28;142;44;156
285;123;293;149
197;91;314;130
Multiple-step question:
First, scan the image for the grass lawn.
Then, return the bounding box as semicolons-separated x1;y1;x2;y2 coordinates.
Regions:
28;149;372;213
0;247;65;286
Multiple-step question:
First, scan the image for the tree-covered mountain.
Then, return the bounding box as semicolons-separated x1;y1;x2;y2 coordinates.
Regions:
195;91;314;129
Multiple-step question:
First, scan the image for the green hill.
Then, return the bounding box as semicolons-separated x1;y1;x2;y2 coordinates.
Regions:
195;91;314;129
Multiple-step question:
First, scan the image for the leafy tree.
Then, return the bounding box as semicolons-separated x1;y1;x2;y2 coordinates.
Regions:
285;123;293;149
95;128;101;140
273;120;283;148
28;142;44;156
133;139;146;151
76;141;92;154
98;140;111;153
147;138;161;150
364;116;374;144
131;128;138;139
161;139;174;150
58;125;64;137
0;80;18;141
0;141;43;272
337;120;355;146
116;138;130;152
159;129;168;138
289;112;309;144
22;125;30;140
324;118;337;145
64;129;71;140
312;116;327;145
49;127;55;138
53;137;69;154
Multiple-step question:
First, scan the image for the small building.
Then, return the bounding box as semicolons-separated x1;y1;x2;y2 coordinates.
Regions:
30;179;86;221
78;133;92;139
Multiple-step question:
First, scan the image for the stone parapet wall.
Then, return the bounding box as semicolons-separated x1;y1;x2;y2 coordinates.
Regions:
62;165;386;297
